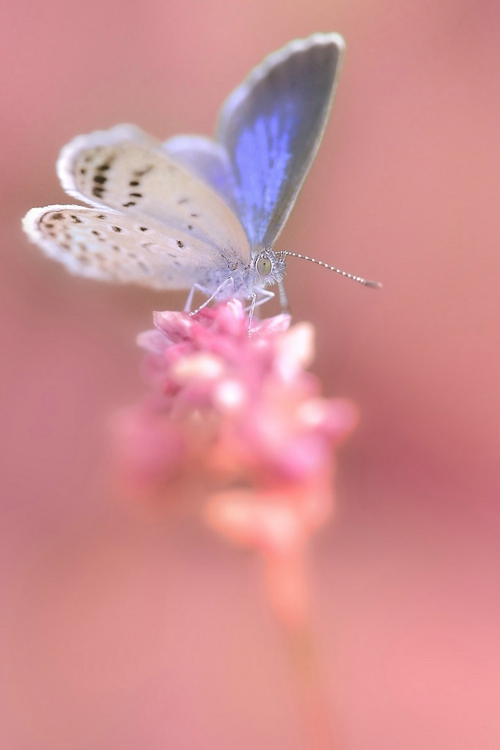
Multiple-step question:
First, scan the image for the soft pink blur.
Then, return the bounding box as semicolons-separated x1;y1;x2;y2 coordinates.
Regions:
1;0;499;748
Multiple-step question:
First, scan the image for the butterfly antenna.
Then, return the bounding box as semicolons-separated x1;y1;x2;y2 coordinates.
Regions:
280;251;382;289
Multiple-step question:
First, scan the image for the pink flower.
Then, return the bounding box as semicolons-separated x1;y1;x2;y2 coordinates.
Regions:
113;300;357;554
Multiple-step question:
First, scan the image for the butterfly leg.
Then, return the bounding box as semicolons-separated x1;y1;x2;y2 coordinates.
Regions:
243;287;275;313
277;280;289;313
184;283;208;312
247;294;258;330
245;288;276;331
187;277;235;315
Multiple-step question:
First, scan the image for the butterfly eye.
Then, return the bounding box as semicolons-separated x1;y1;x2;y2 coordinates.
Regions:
256;255;272;277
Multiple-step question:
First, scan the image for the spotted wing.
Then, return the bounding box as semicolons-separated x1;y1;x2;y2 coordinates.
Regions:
217;33;345;249
162;134;238;213
56;124;250;267
22;205;241;290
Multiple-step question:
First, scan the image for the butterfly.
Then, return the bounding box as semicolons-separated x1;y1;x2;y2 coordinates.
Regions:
23;33;378;314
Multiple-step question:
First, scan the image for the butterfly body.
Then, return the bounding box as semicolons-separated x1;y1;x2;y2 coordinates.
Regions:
23;33;345;305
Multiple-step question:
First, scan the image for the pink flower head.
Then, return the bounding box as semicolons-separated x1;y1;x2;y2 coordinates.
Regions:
113;300;357;555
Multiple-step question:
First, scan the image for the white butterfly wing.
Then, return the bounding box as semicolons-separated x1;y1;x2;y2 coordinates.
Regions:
162;134;238;213
58;124;249;256
23;125;251;290
22;204;238;290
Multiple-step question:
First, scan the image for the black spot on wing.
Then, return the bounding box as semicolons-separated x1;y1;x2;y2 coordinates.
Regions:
133;165;153;178
121;165;153;208
89;158;114;199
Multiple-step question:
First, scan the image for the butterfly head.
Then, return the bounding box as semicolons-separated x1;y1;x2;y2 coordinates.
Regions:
227;248;285;301
251;248;286;288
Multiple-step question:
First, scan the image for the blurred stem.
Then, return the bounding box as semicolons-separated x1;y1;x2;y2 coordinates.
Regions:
264;546;336;750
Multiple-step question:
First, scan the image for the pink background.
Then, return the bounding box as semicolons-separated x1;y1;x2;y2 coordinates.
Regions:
1;0;499;747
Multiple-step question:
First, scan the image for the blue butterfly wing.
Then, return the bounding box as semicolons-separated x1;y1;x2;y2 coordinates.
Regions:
217;33;345;250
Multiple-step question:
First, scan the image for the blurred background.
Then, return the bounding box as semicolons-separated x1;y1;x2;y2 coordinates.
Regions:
1;0;499;748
